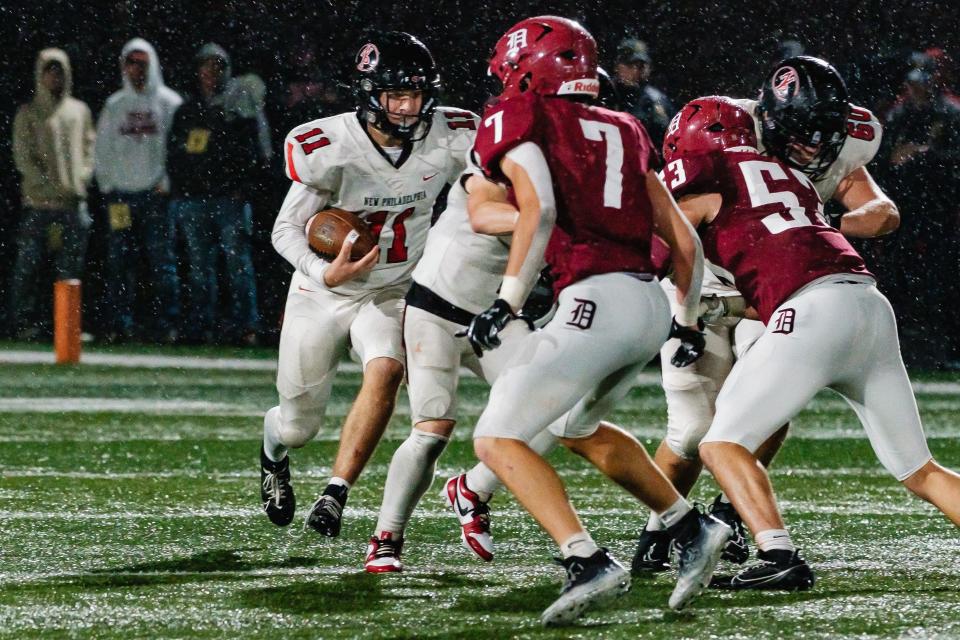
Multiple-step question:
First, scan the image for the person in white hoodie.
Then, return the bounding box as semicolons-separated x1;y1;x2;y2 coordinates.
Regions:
94;38;183;343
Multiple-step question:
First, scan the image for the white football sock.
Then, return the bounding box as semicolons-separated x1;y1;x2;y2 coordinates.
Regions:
374;429;449;534
464;428;558;500
262;406;287;463
658;497;693;529
755;529;795;553
327;476;351;491
559;531;599;560
645;510;665;532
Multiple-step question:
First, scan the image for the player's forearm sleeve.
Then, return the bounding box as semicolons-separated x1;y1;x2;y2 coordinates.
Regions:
272;181;331;285
502;142;556;307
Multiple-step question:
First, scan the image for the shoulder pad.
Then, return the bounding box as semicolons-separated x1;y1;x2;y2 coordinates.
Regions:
472;93;539;181
842;104;882;166
284;115;348;187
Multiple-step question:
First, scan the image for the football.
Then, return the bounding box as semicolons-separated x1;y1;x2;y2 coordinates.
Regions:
305;208;377;261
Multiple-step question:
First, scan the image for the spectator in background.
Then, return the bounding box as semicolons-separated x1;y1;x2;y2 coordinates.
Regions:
879;64;960;367
272;40;343;139
95;38;183;344
10;49;95;341
611;37;674;147
167;43;262;346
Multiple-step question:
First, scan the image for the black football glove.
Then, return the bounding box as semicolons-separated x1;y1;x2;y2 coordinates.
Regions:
458;299;531;357
520;265;556;323
669;317;706;367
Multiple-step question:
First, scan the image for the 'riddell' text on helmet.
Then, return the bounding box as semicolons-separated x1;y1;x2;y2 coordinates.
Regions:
488;16;599;100
663;96;757;164
353;31;441;141
757;56;850;179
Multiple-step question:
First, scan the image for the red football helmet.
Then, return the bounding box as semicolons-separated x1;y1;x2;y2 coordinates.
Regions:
488;16;599;100
662;96;757;163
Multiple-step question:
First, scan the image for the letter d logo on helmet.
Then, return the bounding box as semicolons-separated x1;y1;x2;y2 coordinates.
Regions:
356;43;379;72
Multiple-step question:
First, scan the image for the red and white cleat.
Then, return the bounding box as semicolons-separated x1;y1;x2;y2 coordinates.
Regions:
364;531;404;573
442;474;493;562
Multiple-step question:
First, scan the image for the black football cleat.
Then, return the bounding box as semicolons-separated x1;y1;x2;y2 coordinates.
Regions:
260;447;296;527
711;549;815;591
708;494;750;564
541;548;631;627
631;529;673;573
304;484;348;537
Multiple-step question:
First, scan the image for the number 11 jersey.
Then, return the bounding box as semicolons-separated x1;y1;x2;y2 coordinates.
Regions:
276;108;477;295
472;92;659;293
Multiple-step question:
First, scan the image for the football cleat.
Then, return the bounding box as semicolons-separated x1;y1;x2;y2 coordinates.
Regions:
708;494;750;564
364;531;404;573
631;529;673;573
711;549;815;590
668;511;732;610
442;474;494;561
260;447;295;527
304;485;347;537
541;548;631;627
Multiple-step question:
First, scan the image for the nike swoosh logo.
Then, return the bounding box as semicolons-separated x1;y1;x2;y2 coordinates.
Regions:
298;286;315;293
453;490;472;517
422;173;439;181
731;565;794;587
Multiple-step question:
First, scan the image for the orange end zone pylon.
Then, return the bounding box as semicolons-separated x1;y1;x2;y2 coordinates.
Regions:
54;279;82;364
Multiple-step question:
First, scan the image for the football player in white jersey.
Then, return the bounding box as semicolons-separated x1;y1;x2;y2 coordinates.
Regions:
259;32;478;537
634;56;901;572
362;161;555;571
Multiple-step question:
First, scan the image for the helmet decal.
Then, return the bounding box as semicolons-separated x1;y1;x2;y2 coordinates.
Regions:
356;43;379;72
666;111;682;137
506;28;529;55
772;66;799;101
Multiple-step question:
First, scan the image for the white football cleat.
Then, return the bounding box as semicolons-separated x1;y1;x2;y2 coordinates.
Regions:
442;474;494;561
669;513;732;610
364;531;403;574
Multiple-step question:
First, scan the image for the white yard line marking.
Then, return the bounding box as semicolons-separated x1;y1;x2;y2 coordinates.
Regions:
2;349;956;393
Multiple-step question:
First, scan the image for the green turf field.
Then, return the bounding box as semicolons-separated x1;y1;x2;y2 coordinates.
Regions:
1;344;958;639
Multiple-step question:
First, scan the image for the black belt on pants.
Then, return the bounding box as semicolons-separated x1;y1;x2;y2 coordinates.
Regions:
406;281;476;327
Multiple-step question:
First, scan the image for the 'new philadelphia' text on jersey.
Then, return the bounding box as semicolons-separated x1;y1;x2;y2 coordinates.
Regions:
274;108;478;295
472;92;659;293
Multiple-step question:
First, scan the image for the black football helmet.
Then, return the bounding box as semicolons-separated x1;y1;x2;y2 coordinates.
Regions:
353;31;441;141
757;56;850;179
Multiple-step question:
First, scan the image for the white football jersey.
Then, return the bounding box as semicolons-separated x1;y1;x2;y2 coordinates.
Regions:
412;165;512;314
272;107;478;295
733;98;882;201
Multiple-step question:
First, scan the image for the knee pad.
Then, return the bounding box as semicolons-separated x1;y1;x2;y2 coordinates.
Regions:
277;394;325;448
664;386;716;459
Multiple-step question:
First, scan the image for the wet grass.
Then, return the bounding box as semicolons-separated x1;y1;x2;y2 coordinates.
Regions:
0;348;958;638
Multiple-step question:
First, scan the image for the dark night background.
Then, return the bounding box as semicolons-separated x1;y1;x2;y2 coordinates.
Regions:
1;0;958;365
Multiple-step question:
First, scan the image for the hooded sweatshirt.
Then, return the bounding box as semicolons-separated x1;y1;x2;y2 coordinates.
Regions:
12;48;95;209
95;38;183;193
167;43;263;198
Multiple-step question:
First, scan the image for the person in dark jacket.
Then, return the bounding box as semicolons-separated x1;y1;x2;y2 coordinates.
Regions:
611;37;674;148
167;43;263;345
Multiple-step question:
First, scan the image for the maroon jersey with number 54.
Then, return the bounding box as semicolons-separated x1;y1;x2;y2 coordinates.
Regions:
473;92;659;292
661;148;872;323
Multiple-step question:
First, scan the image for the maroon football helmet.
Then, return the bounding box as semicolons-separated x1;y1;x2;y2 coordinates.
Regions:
663;96;757;163
488;16;599;100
